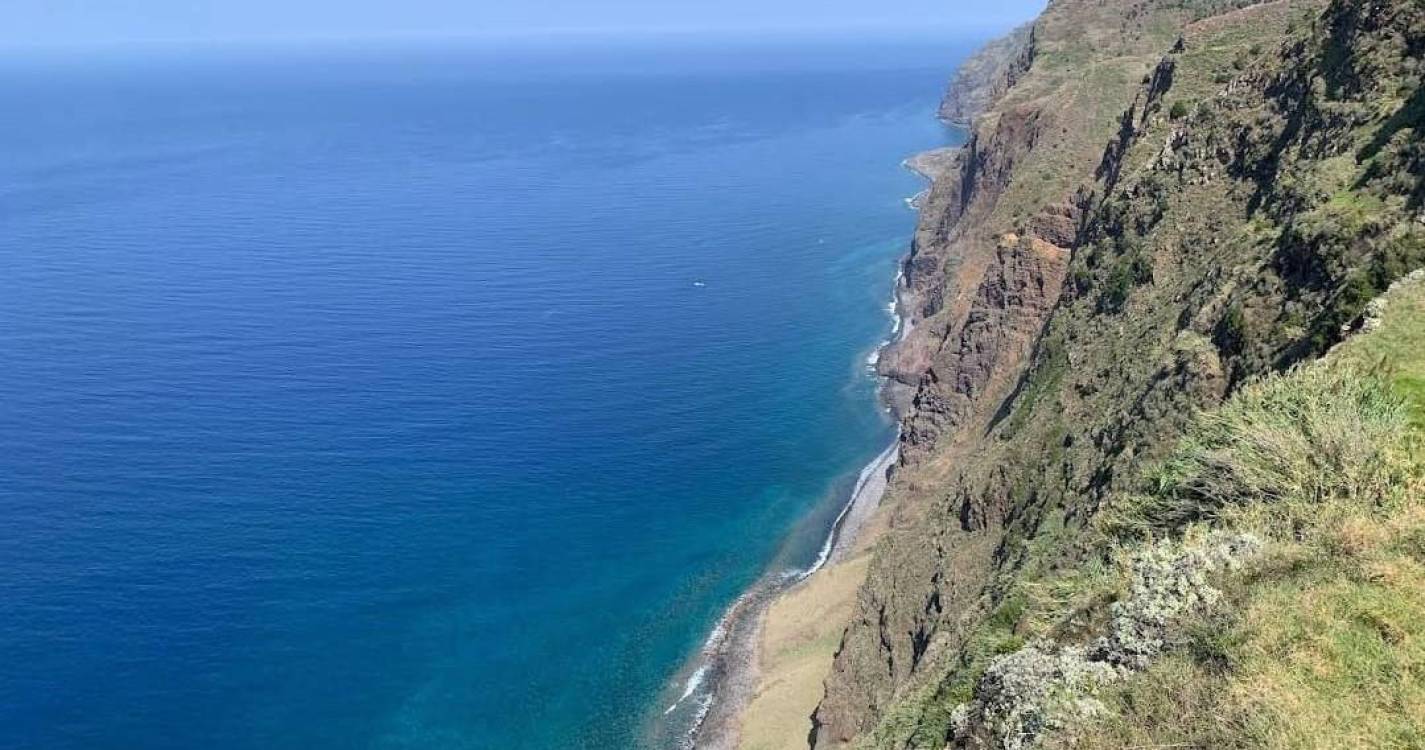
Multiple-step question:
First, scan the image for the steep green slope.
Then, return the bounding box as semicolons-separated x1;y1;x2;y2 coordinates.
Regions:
812;0;1425;747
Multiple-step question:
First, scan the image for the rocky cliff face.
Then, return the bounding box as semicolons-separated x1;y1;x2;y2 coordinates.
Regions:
936;23;1034;127
813;0;1425;746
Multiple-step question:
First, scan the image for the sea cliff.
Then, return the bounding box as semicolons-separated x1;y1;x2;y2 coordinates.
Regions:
733;0;1425;747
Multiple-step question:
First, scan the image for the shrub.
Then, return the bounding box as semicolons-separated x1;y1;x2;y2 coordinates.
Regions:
950;643;1119;750
1169;100;1191;120
1049;282;1425;749
1092;532;1261;669
951;532;1261;748
1097;251;1154;313
1214;304;1248;356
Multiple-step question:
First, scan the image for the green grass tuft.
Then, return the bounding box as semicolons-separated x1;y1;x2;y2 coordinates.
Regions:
1103;363;1417;537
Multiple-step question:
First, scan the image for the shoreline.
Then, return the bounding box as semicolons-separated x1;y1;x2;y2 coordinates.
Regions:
682;436;899;750
655;274;908;750
669;238;917;750
700;151;940;749
660;147;937;750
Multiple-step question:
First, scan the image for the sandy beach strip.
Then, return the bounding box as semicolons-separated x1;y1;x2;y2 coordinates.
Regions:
683;231;917;750
728;447;897;750
685;437;898;750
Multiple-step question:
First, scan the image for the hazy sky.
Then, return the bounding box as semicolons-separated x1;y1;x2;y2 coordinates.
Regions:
6;0;1045;50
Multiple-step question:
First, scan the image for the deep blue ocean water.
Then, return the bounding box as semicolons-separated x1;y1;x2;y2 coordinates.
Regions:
0;35;972;750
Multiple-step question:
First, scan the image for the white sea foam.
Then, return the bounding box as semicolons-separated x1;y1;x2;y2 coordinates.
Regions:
663;590;741;718
893;269;913;343
887;271;903;335
798;439;898;583
866;267;906;367
666;588;752;748
664;434;899;748
680;695;715;750
665;665;710;714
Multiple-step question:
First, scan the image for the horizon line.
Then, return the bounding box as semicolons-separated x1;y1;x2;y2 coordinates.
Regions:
0;17;1032;57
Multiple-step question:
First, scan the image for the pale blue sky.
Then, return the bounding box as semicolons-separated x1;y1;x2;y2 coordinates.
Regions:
6;0;1045;50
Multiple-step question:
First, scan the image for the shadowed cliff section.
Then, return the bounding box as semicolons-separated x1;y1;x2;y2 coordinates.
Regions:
811;0;1425;747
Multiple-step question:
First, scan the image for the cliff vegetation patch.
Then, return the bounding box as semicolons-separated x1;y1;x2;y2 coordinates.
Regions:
950;276;1425;749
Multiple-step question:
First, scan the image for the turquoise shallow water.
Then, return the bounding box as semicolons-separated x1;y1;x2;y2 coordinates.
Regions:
0;35;972;749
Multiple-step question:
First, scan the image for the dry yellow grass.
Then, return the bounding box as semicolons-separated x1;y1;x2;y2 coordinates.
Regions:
736;551;872;750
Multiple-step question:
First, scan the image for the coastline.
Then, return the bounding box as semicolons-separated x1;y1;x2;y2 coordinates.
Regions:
655;252;912;749
667;171;933;747
682;437;900;750
658;326;905;750
700;151;945;749
901;147;961;209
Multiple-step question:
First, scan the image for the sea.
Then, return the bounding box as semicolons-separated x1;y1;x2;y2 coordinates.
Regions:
0;32;976;750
